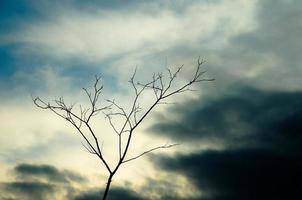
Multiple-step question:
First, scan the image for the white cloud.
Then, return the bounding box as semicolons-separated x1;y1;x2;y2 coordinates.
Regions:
3;0;256;64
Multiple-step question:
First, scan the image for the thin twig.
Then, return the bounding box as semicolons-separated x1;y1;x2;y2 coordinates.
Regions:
122;143;179;163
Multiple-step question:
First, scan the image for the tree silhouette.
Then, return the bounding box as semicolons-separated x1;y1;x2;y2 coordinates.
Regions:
33;58;213;200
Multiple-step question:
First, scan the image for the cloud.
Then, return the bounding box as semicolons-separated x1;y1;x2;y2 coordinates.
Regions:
0;163;85;200
203;0;302;92
1;0;255;63
0;64;77;102
1;0;300;96
74;187;145;200
2;181;55;200
235;0;302;65
149;87;302;154
148;86;302;200
1;163;148;200
140;175;201;200
14;163;86;183
155;148;302;200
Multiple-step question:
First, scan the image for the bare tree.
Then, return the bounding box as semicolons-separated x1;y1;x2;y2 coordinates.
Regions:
33;58;213;200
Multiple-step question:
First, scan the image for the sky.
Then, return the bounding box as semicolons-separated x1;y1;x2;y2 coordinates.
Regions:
0;0;301;199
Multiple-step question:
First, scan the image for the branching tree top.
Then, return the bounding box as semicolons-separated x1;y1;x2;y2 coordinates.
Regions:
33;58;214;200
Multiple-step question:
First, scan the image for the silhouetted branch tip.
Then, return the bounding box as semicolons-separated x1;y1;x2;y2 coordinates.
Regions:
122;143;179;163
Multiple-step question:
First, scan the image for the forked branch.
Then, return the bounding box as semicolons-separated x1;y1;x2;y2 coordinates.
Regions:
32;78;112;173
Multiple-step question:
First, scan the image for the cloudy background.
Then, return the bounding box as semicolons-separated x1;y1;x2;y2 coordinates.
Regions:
0;0;301;199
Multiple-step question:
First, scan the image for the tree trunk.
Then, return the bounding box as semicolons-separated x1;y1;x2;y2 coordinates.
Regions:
102;174;113;200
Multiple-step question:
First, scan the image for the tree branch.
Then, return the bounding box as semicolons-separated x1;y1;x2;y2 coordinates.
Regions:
122;143;179;163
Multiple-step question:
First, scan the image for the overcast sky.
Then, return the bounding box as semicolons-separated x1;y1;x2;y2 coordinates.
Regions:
0;0;301;199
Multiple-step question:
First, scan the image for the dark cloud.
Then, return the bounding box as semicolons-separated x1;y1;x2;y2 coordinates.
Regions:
156;148;302;200
149;87;302;154
140;177;188;200
3;181;55;200
73;190;99;200
74;187;145;200
1;163;147;200
14;163;86;183
0;163;84;200
149;86;302;199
